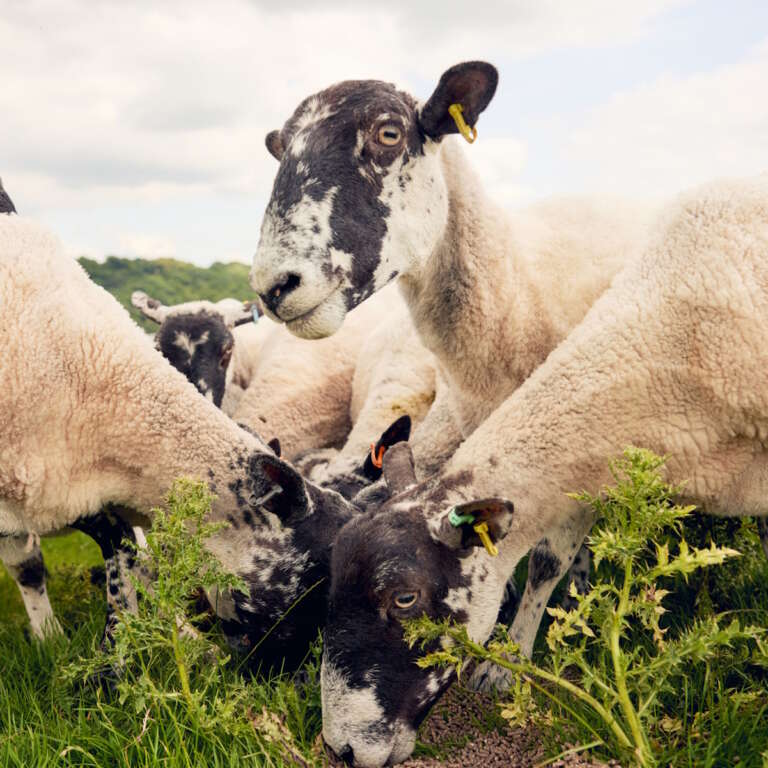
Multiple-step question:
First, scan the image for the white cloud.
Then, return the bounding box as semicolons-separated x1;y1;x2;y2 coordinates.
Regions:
3;0;763;265
558;39;768;199
0;0;687;215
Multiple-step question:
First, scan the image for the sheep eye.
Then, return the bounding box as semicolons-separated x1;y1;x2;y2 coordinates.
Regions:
377;124;402;147
219;346;233;369
394;592;418;610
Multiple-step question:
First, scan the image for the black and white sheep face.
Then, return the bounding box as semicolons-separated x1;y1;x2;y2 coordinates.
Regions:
321;469;514;767
131;291;254;407
216;451;360;671
251;62;498;340
155;312;234;407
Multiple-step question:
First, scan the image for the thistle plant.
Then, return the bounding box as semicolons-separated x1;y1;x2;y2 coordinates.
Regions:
65;479;250;728
405;449;767;767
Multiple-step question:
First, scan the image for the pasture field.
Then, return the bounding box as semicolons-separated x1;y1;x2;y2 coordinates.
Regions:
2;460;768;768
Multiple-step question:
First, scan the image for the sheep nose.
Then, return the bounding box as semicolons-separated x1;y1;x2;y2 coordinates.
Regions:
338;745;355;766
260;272;302;314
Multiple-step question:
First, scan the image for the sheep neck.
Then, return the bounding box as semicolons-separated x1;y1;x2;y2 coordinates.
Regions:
399;141;555;435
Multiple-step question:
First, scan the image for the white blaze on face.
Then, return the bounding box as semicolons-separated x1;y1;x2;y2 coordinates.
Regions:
252;185;348;338
321;658;417;768
372;138;448;293
173;329;209;358
443;550;507;644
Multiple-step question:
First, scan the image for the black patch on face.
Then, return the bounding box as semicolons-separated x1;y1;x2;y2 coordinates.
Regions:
0;178;17;214
324;500;468;734
156;311;234;407
219;458;359;673
528;538;561;589
264;80;425;308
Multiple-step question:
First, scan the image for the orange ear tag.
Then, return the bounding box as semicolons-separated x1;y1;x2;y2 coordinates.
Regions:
370;443;386;469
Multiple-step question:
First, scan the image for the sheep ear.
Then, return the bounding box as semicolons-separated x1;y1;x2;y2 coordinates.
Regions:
249;452;310;525
381;442;417;496
265;130;285;161
233;301;260;327
432;498;514;555
267;437;281;457
131;291;169;324
419;61;498;140
0;177;17;214
214;298;255;328
362;414;412;480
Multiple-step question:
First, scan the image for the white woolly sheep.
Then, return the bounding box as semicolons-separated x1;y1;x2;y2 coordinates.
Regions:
0;213;361;667
320;175;768;767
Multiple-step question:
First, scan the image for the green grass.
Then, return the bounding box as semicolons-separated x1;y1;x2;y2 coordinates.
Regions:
0;500;326;768
4;467;768;767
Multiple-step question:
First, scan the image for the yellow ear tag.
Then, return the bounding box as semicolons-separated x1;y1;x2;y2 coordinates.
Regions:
448;103;477;144
473;521;498;557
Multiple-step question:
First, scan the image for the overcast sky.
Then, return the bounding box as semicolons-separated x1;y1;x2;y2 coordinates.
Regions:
2;0;768;265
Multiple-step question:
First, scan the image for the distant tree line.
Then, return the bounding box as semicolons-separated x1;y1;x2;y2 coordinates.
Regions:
79;256;253;332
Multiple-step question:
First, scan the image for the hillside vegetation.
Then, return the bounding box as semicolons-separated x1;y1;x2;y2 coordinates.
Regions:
79;255;253;331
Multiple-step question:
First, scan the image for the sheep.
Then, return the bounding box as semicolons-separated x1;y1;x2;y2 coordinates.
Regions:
319;175;768;767
131;290;279;415
134;283;428;462
134;286;439;489
130;291;256;408
0;212;363;668
249;61;656;619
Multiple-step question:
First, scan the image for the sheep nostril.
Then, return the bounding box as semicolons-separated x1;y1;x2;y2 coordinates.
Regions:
262;272;302;312
338;745;355;766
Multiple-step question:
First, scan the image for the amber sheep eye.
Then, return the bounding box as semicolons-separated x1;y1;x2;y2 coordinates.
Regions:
377;124;402;146
393;592;418;609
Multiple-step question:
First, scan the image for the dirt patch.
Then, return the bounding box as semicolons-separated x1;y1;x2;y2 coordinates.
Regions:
326;683;619;767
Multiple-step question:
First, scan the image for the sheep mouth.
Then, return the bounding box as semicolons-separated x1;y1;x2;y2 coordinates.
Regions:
282;281;344;332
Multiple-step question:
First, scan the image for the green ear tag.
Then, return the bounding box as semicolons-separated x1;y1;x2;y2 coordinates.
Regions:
448;507;476;527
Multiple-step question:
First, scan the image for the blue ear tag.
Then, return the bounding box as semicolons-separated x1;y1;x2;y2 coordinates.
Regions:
252;305;260;324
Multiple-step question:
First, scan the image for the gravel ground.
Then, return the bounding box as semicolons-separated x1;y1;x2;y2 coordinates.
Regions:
329;684;620;767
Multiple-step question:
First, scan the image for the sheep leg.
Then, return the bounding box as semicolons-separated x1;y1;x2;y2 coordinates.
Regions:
758;518;768;559
72;507;140;648
561;543;591;610
469;509;594;692
0;532;61;638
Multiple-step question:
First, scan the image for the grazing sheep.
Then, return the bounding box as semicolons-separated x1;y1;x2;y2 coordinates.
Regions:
0;212;361;667
131;291;255;408
249;61;655;624
320;175;768;767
